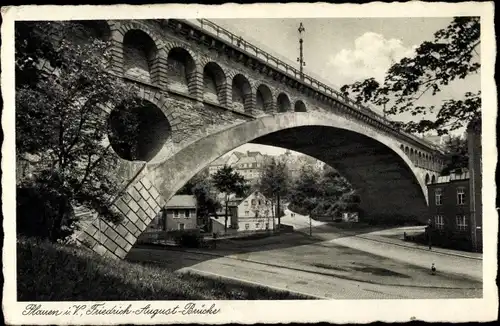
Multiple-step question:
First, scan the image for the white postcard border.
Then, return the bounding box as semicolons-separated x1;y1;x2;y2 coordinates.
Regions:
1;2;498;324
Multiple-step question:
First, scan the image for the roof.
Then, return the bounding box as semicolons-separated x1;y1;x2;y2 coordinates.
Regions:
434;171;470;184
233;151;245;159
166;195;197;208
235;156;257;165
247;151;262;157
228;190;268;207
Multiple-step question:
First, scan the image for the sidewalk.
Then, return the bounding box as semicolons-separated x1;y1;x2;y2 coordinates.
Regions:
360;230;483;260
329;233;483;282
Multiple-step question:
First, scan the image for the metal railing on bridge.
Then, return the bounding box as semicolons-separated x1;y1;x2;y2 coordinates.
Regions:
183;18;441;153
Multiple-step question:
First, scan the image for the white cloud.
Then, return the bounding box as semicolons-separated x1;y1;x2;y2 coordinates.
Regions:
327;32;417;86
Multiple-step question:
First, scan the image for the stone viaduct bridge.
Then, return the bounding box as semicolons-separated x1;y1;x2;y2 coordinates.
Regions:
68;18;446;259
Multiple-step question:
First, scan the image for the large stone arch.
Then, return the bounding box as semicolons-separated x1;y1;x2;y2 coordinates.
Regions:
76;112;430;260
148;112;428;211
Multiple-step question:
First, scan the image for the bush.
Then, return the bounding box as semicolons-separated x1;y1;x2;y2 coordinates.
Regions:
404;229;474;252
279;224;294;233
364;214;420;226
16;185;77;242
172;230;204;248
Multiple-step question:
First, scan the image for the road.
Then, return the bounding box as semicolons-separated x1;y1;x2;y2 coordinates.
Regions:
127;218;482;299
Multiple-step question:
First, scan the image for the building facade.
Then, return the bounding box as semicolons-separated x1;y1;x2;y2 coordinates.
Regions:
229;191;276;232
208;150;268;182
427;172;480;250
467;117;482;252
162;195;198;231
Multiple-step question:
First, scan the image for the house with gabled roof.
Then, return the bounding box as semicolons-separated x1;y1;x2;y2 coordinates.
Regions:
161;195;198;231
228;190;276;232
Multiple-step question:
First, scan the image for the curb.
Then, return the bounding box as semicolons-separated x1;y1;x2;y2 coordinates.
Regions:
353;234;483;261
292;227;483;261
134;245;482;287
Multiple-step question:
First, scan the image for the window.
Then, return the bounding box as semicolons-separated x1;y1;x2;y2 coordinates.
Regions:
173;210;179;218
435;188;442;206
265;223;269;230
251;199;256;206
178;223;185;230
245;211;249;216
435;215;444;229
185;209;190;218
457;187;466;205
456;215;468;231
256;223;260;228
245;223;250;230
244;201;248;206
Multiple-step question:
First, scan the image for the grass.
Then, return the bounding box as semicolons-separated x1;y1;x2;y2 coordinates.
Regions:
17;237;314;301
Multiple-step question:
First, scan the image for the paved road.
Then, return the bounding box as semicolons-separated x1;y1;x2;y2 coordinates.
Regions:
127;226;482;299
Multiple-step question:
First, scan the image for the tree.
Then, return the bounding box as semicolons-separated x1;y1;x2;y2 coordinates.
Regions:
440;135;469;176
177;173;221;230
340;17;480;136
15;21;139;241
288;165;360;230
177;171;207;196
313;167;358;219
258;158;290;230
212;165;250;232
288;165;322;236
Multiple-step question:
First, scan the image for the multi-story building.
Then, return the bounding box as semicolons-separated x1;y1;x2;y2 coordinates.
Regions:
427;171;480;251
233;155;264;182
467;117;482;252
228;191;276;232
161;195;198;231
207;150;267;182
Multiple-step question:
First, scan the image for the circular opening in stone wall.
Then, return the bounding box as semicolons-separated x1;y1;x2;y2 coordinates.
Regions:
108;99;171;161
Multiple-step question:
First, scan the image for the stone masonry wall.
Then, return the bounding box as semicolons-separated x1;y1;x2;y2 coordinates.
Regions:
75;173;164;259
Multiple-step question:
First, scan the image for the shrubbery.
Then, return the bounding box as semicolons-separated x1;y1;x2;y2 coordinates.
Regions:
172;230;204;248
405;229;474;252
363;214;422;226
17;177;78;242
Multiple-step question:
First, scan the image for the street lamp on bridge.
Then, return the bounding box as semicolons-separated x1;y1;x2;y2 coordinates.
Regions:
297;22;306;80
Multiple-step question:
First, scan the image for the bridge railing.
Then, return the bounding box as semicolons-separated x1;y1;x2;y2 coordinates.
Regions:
184;18;440;153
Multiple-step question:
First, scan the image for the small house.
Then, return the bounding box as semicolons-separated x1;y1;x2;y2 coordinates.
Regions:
162;195;198;231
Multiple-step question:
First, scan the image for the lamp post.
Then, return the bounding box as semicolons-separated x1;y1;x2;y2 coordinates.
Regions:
297;22;306;80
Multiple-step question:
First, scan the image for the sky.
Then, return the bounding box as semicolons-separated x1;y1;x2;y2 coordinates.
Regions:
205;17;481;157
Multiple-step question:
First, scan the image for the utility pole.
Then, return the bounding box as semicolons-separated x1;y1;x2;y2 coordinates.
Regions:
309;213;312;237
297;22;306;80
